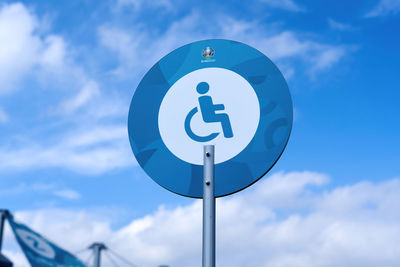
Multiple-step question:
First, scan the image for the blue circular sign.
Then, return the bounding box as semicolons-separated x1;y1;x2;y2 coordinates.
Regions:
128;39;293;198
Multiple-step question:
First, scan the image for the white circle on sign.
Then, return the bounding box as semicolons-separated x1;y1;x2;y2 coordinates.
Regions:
16;229;56;259
158;67;260;165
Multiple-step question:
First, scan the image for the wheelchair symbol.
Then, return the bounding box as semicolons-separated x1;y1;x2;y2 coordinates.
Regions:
184;82;234;142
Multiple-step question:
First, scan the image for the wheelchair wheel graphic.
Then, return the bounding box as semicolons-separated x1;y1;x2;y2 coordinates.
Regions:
184;107;220;142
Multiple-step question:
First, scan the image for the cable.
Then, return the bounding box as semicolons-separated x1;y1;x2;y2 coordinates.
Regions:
105;251;121;267
75;247;90;255
83;250;94;267
104;251;120;267
108;248;138;267
75;246;93;267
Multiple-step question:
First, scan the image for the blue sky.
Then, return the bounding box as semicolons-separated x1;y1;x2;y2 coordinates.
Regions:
1;0;400;266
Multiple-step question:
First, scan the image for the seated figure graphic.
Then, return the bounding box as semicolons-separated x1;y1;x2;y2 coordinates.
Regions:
196;82;233;138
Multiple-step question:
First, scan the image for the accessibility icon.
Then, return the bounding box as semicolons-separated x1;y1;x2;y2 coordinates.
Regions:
158;67;260;166
185;82;233;142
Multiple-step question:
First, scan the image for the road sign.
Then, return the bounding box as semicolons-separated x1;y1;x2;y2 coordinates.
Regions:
128;39;293;198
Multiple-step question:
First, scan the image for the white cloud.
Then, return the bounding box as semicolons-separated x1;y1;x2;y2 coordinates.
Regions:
39;35;67;68
116;0;172;11
0;3;39;93
0;125;133;174
0;183;56;196
257;31;311;59
98;25;142;77
328;18;354;31
0;106;8;123
0;182;82;201
0;3;69;94
365;0;400;17
0;3;132;176
309;46;346;74
3;171;400;267
218;25;348;76
99;12;347;80
0;2;102;119
53;189;81;200
259;0;305;12
59;80;100;114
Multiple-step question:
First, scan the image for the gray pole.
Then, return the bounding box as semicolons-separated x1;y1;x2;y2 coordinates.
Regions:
0;212;5;252
94;245;101;267
89;243;107;267
0;209;10;252
203;145;215;267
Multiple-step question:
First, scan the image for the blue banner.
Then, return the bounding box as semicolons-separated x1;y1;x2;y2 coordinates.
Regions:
7;216;86;267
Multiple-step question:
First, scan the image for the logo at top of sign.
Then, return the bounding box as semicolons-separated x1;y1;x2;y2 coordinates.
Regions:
15;229;56;259
202;47;215;58
158;67;260;165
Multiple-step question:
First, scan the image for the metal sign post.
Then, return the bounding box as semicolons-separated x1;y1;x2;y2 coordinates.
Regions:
0;211;5;252
0;209;10;252
89;243;107;267
203;145;215;267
